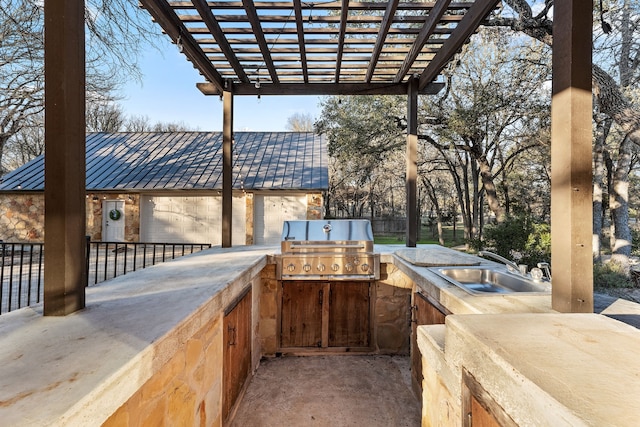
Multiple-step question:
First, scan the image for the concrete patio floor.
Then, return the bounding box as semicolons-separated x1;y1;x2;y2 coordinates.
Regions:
229;355;421;427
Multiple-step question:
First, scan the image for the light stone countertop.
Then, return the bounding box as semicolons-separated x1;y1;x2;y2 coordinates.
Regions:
384;244;556;315
0;245;274;426
432;313;640;426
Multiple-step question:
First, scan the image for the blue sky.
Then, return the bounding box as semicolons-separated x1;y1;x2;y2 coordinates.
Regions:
119;44;322;131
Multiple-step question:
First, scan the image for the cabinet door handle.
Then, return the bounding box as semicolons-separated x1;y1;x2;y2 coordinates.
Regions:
319;289;323;306
410;304;418;324
228;325;237;346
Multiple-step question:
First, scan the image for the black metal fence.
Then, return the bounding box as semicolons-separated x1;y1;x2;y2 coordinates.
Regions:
0;240;212;315
0;242;44;315
87;241;212;285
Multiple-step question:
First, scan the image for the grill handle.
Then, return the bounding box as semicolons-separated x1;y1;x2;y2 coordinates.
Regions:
289;243;366;250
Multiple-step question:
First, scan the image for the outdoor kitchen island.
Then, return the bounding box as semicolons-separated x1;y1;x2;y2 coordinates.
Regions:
390;247;640;426
0;244;638;426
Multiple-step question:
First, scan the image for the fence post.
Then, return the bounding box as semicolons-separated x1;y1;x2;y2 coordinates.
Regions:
85;236;91;287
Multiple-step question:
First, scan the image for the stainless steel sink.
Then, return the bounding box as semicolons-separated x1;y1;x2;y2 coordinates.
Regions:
429;266;551;295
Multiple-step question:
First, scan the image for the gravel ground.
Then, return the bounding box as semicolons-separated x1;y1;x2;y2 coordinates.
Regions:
596;287;640;304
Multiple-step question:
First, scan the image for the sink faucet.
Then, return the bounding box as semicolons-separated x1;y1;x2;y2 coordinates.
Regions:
537;262;552;281
478;251;522;275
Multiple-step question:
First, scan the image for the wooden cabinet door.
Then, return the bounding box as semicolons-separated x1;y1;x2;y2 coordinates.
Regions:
281;281;325;347
462;370;517;427
223;288;252;423
412;292;447;391
329;282;370;348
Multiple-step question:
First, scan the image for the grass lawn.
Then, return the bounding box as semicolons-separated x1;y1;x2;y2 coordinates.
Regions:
374;223;466;248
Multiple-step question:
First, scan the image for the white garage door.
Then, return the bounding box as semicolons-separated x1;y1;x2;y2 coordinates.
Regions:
140;195;246;245
254;194;308;245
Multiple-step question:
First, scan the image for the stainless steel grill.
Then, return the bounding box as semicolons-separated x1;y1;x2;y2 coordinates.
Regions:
276;220;380;281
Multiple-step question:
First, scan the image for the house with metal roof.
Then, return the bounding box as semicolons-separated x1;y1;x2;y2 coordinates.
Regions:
0;132;327;245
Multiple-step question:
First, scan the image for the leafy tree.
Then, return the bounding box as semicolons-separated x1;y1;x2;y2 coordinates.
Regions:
489;0;640;274
317;29;550;245
317;95;407;219
482;212;551;267
409;28;550;243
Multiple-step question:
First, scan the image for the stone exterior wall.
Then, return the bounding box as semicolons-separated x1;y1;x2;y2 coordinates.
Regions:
0;194;45;241
306;193;323;219
100;264;264;427
245;193;254;245
0;193;141;242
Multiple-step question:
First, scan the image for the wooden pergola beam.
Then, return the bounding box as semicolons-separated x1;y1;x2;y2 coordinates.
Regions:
197;82;445;96
406;76;419;247
551;0;593;312
188;25;452;36
169;1;475;11
207;37;444;46
178;12;464;24
222;82;234;248
202;46;438;55
141;0;225;92
43;0;86;315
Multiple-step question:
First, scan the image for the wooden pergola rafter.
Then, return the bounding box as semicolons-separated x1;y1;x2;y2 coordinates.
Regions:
366;0;400;83
242;0;280;83
192;0;250;83
292;0;310;82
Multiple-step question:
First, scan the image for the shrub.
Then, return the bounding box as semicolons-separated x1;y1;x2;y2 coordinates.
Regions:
482;213;551;267
632;228;640;256
593;262;634;288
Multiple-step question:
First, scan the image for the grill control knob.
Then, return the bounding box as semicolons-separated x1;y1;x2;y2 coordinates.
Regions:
303;264;312;272
331;263;340;272
353;258;360;265
361;263;370;272
286;264;296;272
317;263;326;272
345;263;354;272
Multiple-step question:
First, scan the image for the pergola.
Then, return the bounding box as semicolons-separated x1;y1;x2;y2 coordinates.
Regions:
43;0;593;315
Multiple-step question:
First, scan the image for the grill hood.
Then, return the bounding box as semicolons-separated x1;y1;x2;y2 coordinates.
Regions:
281;220;374;242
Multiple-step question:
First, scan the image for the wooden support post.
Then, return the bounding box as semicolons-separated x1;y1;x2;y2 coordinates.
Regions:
551;0;593;312
406;76;419;247
222;81;234;248
43;0;86;315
